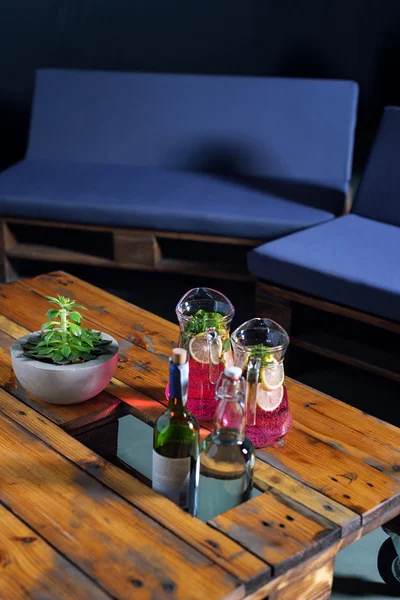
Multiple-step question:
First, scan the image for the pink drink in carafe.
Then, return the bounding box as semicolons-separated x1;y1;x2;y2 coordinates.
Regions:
171;288;235;421
231;318;292;448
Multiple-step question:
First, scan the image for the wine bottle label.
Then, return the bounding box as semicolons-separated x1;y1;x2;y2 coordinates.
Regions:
152;450;190;509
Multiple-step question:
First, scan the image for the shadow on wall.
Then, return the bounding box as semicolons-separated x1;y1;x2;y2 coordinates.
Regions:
1;0;400;172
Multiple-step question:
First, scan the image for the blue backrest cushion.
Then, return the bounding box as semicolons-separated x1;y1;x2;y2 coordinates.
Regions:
352;106;400;227
27;69;358;213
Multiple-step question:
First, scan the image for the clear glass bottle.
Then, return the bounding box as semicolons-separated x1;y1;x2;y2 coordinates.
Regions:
152;348;199;513
195;366;255;522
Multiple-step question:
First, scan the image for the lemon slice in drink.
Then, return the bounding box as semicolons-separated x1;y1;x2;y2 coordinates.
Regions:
260;358;285;391
256;384;284;412
189;333;222;365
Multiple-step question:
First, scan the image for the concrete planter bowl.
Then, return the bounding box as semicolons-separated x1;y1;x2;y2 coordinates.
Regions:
11;331;119;405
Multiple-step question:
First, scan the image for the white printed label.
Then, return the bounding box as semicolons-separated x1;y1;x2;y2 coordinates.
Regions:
152;450;191;509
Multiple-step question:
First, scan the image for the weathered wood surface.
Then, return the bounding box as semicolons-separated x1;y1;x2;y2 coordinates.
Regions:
3;274;400;524
244;543;340;600
287;379;400;477
287;379;400;456
268;558;335;600
1;271;400;599
0;404;243;600
211;488;339;574
0;503;112;600
0;387;267;586
257;425;400;525
254;460;359;536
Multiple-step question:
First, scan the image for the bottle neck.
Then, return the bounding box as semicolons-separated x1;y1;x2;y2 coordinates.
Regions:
168;360;188;411
214;376;246;440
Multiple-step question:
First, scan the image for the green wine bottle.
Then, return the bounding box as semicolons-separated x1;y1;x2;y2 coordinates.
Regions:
152;348;199;512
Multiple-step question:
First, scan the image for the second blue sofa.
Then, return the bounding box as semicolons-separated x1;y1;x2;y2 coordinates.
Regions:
248;106;400;381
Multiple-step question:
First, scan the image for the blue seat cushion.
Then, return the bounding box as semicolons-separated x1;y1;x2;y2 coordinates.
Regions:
248;214;400;322
352;107;400;227
0;159;334;239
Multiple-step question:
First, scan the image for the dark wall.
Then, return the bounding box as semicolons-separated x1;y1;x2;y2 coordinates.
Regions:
1;0;400;170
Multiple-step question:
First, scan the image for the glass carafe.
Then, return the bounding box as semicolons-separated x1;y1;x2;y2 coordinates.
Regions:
231;318;291;447
173;288;235;420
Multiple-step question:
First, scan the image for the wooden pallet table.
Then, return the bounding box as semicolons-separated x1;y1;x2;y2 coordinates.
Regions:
0;271;400;599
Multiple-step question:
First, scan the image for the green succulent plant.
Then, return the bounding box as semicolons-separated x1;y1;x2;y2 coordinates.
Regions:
22;295;112;364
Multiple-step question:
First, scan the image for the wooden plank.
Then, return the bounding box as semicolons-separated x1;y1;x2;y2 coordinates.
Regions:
268;558;334;600
0;388;268;585
154;258;251;281
7;243;115;266
0;314;28;338
2;222;17;249
114;231;162;266
0;408;242;600
0;326;122;431
254;460;360;536
243;544;339;599
7;245;252;282
211;489;339;576
0;222;18;282
256;281;400;335
4;216;263;246
291;332;400;383
0;503;111;600
257;425;400;524
289;381;400;478
286;378;400;457
6;239;252;281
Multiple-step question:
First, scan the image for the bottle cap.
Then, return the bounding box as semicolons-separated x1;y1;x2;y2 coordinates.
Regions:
224;366;242;380
171;348;187;365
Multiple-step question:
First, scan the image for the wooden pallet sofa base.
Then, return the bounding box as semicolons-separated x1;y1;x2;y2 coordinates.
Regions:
0;218;261;283
256;280;400;384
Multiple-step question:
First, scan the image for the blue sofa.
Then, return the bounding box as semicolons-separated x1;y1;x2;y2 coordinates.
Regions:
0;69;358;280
248;106;400;380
